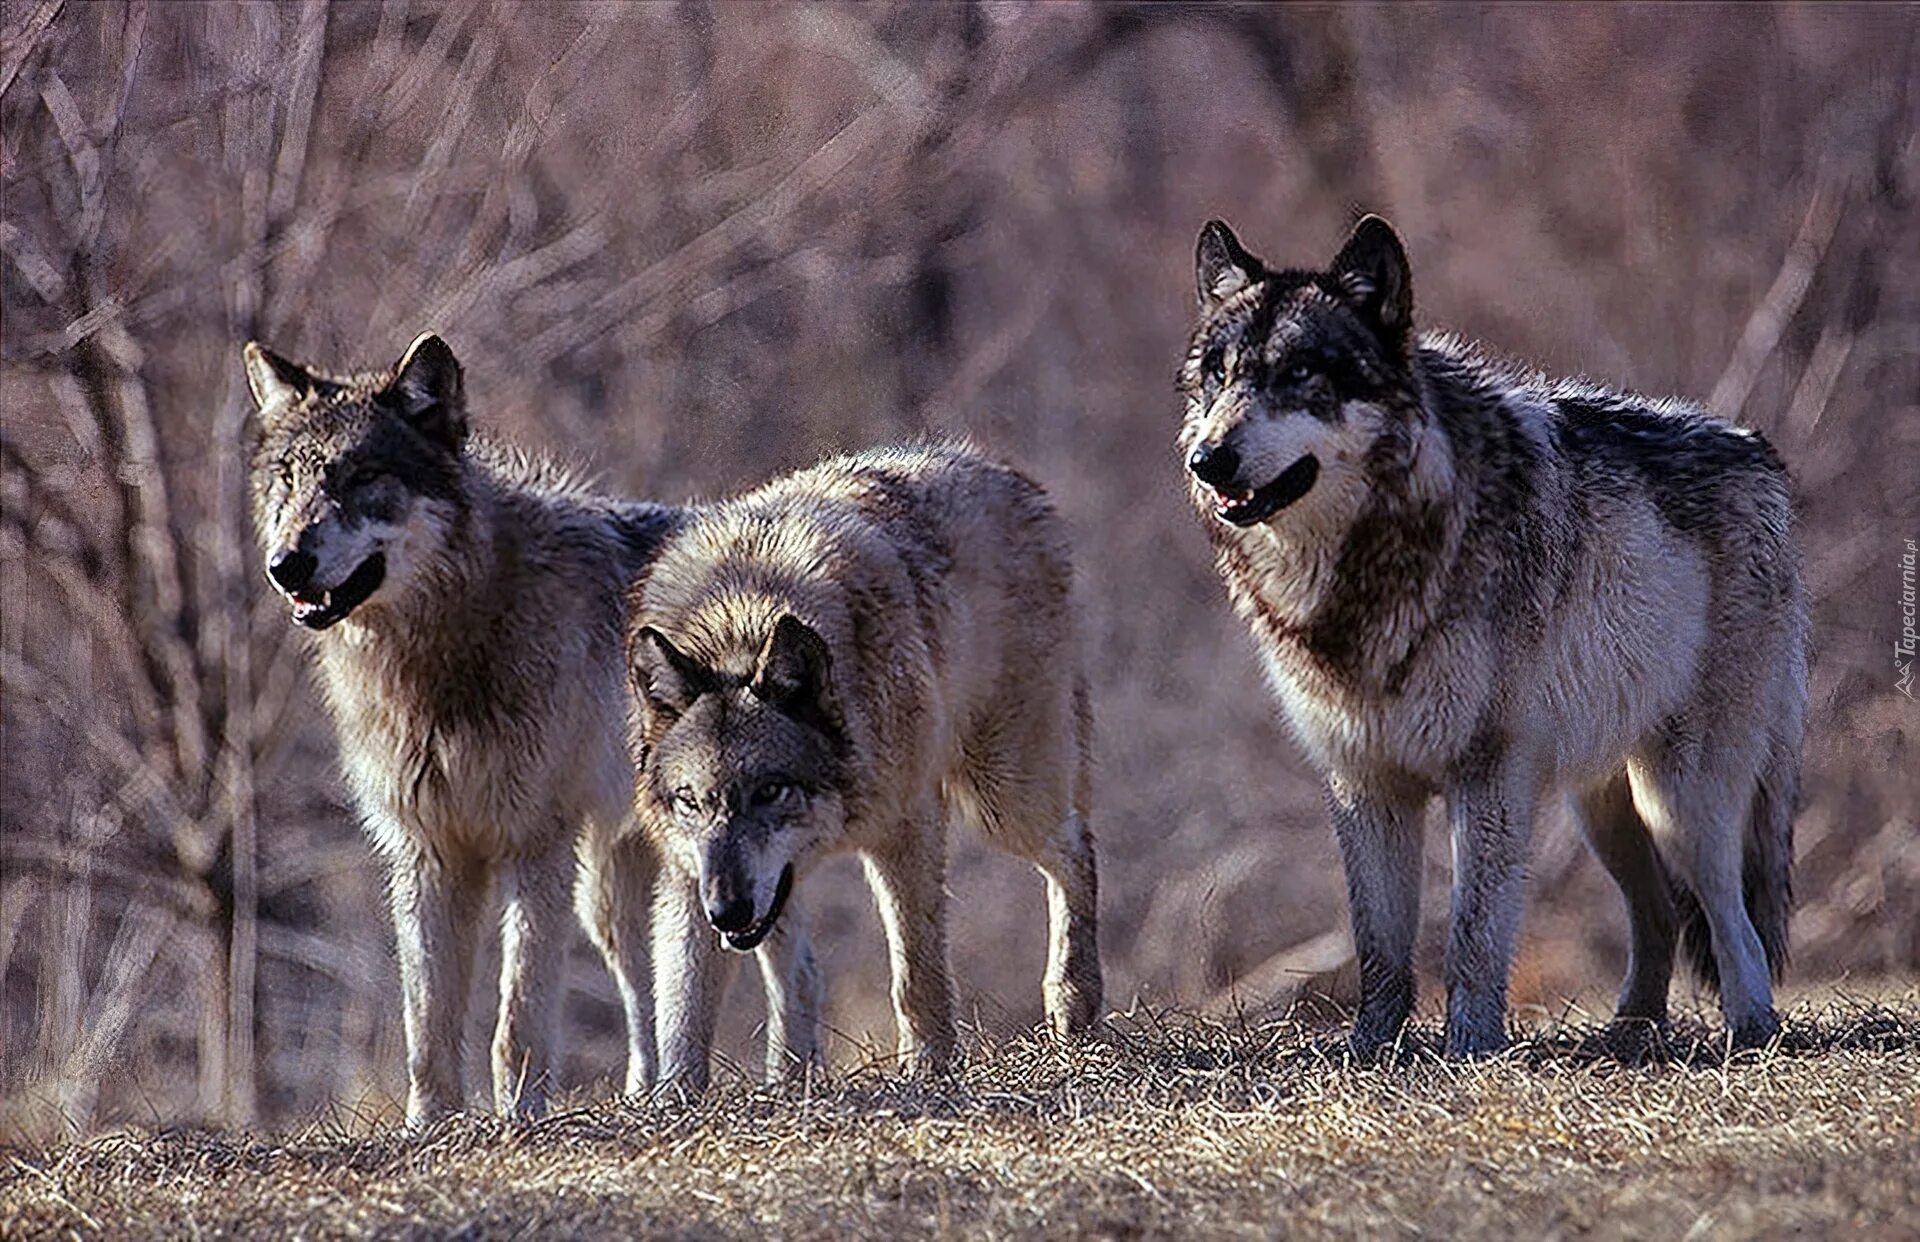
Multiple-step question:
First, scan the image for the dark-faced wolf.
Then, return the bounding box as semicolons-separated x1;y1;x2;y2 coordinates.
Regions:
1177;216;1806;1055
627;442;1102;1088
245;334;802;1124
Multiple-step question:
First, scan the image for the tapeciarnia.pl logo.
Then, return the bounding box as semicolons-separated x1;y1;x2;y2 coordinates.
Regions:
1898;538;1916;699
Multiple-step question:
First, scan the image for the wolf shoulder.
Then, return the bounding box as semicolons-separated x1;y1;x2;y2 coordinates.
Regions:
465;435;686;584
1424;338;1794;507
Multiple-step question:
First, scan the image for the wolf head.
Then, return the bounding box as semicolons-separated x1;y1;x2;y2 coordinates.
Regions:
630;615;849;951
1178;215;1421;529
246;333;467;631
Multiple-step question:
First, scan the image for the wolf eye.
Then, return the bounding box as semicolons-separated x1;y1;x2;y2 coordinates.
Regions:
1284;362;1314;385
751;780;797;808
672;787;700;813
1201;347;1226;383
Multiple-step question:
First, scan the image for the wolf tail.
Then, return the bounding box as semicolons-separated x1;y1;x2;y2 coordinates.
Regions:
1672;731;1798;991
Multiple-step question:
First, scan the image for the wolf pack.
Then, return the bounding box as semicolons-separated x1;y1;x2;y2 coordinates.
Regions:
246;216;1807;1127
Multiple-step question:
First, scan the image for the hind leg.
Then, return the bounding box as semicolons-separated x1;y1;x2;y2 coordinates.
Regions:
1575;771;1677;1027
1029;811;1102;1035
755;903;824;1082
949;679;1103;1036
1629;747;1779;1048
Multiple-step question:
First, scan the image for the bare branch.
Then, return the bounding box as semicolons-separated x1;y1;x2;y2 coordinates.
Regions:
1708;177;1849;422
0;0;64;102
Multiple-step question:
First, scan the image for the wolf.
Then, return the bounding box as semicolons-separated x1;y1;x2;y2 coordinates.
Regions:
1177;216;1806;1055
625;442;1102;1087
245;333;810;1124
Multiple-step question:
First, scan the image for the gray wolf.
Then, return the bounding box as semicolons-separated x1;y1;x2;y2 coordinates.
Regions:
246;334;804;1123
626;442;1102;1087
1177;216;1806;1055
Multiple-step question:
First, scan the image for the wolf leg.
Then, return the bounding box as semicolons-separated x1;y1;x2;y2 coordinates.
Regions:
1629;752;1779;1049
492;836;574;1117
387;845;487;1128
1442;769;1534;1058
1030;811;1103;1035
755;903;823;1082
1326;774;1424;1057
1574;770;1676;1027
652;869;731;1094
861;818;956;1074
576;831;659;1095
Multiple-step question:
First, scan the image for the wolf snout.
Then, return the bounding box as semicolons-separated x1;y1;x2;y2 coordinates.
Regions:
268;547;318;594
704;887;756;934
1187;441;1241;488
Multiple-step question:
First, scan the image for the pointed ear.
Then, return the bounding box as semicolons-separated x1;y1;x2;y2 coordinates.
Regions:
243;341;315;410
384;332;467;449
1196;219;1265;310
1329;214;1413;339
630;627;712;724
751;615;841;734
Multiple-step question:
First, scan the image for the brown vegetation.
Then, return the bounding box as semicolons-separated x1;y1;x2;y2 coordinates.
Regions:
2;0;1916;1159
5;996;1919;1239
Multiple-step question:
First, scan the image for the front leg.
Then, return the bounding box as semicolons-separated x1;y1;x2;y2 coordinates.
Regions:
1326;773;1426;1058
575;830;660;1096
860;813;955;1074
1443;761;1536;1057
492;836;575;1117
755;900;823;1082
651;868;732;1094
386;845;488;1128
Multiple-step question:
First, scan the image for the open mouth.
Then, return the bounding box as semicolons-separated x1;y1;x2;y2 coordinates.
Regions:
722;863;794;952
289;553;387;630
1210;454;1320;527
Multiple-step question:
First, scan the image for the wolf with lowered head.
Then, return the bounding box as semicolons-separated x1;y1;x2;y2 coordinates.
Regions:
628;442;1103;1087
247;334;801;1124
1178;216;1806;1055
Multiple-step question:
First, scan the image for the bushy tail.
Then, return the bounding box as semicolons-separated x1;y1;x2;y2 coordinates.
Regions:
1672;735;1798;992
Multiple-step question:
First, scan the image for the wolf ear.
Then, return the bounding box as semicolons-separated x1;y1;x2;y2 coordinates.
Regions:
631;627;713;724
1329;214;1413;339
751;615;841;735
1196;220;1265;310
243;341;315;411
384;332;467;450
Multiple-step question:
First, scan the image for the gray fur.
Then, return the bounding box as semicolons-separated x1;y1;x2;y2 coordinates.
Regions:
1178;217;1806;1055
247;334;728;1124
628;442;1103;1087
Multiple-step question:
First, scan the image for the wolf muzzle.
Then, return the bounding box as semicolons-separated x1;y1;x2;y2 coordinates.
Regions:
1189;443;1321;526
269;550;388;630
705;863;795;952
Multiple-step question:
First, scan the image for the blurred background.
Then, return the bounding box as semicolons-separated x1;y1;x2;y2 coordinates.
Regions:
2;1;1915;1138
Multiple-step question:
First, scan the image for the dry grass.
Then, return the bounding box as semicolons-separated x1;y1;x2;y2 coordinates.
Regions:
5;994;1916;1241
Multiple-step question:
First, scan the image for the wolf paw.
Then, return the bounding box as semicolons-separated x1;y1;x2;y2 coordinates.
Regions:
1729;1009;1781;1053
1442;1024;1510;1060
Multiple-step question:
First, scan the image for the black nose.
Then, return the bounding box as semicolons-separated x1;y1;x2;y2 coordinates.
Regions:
268;548;317;593
1187;441;1240;488
706;891;755;934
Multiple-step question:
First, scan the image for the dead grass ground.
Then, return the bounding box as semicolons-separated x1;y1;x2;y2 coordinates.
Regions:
3;993;1916;1241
